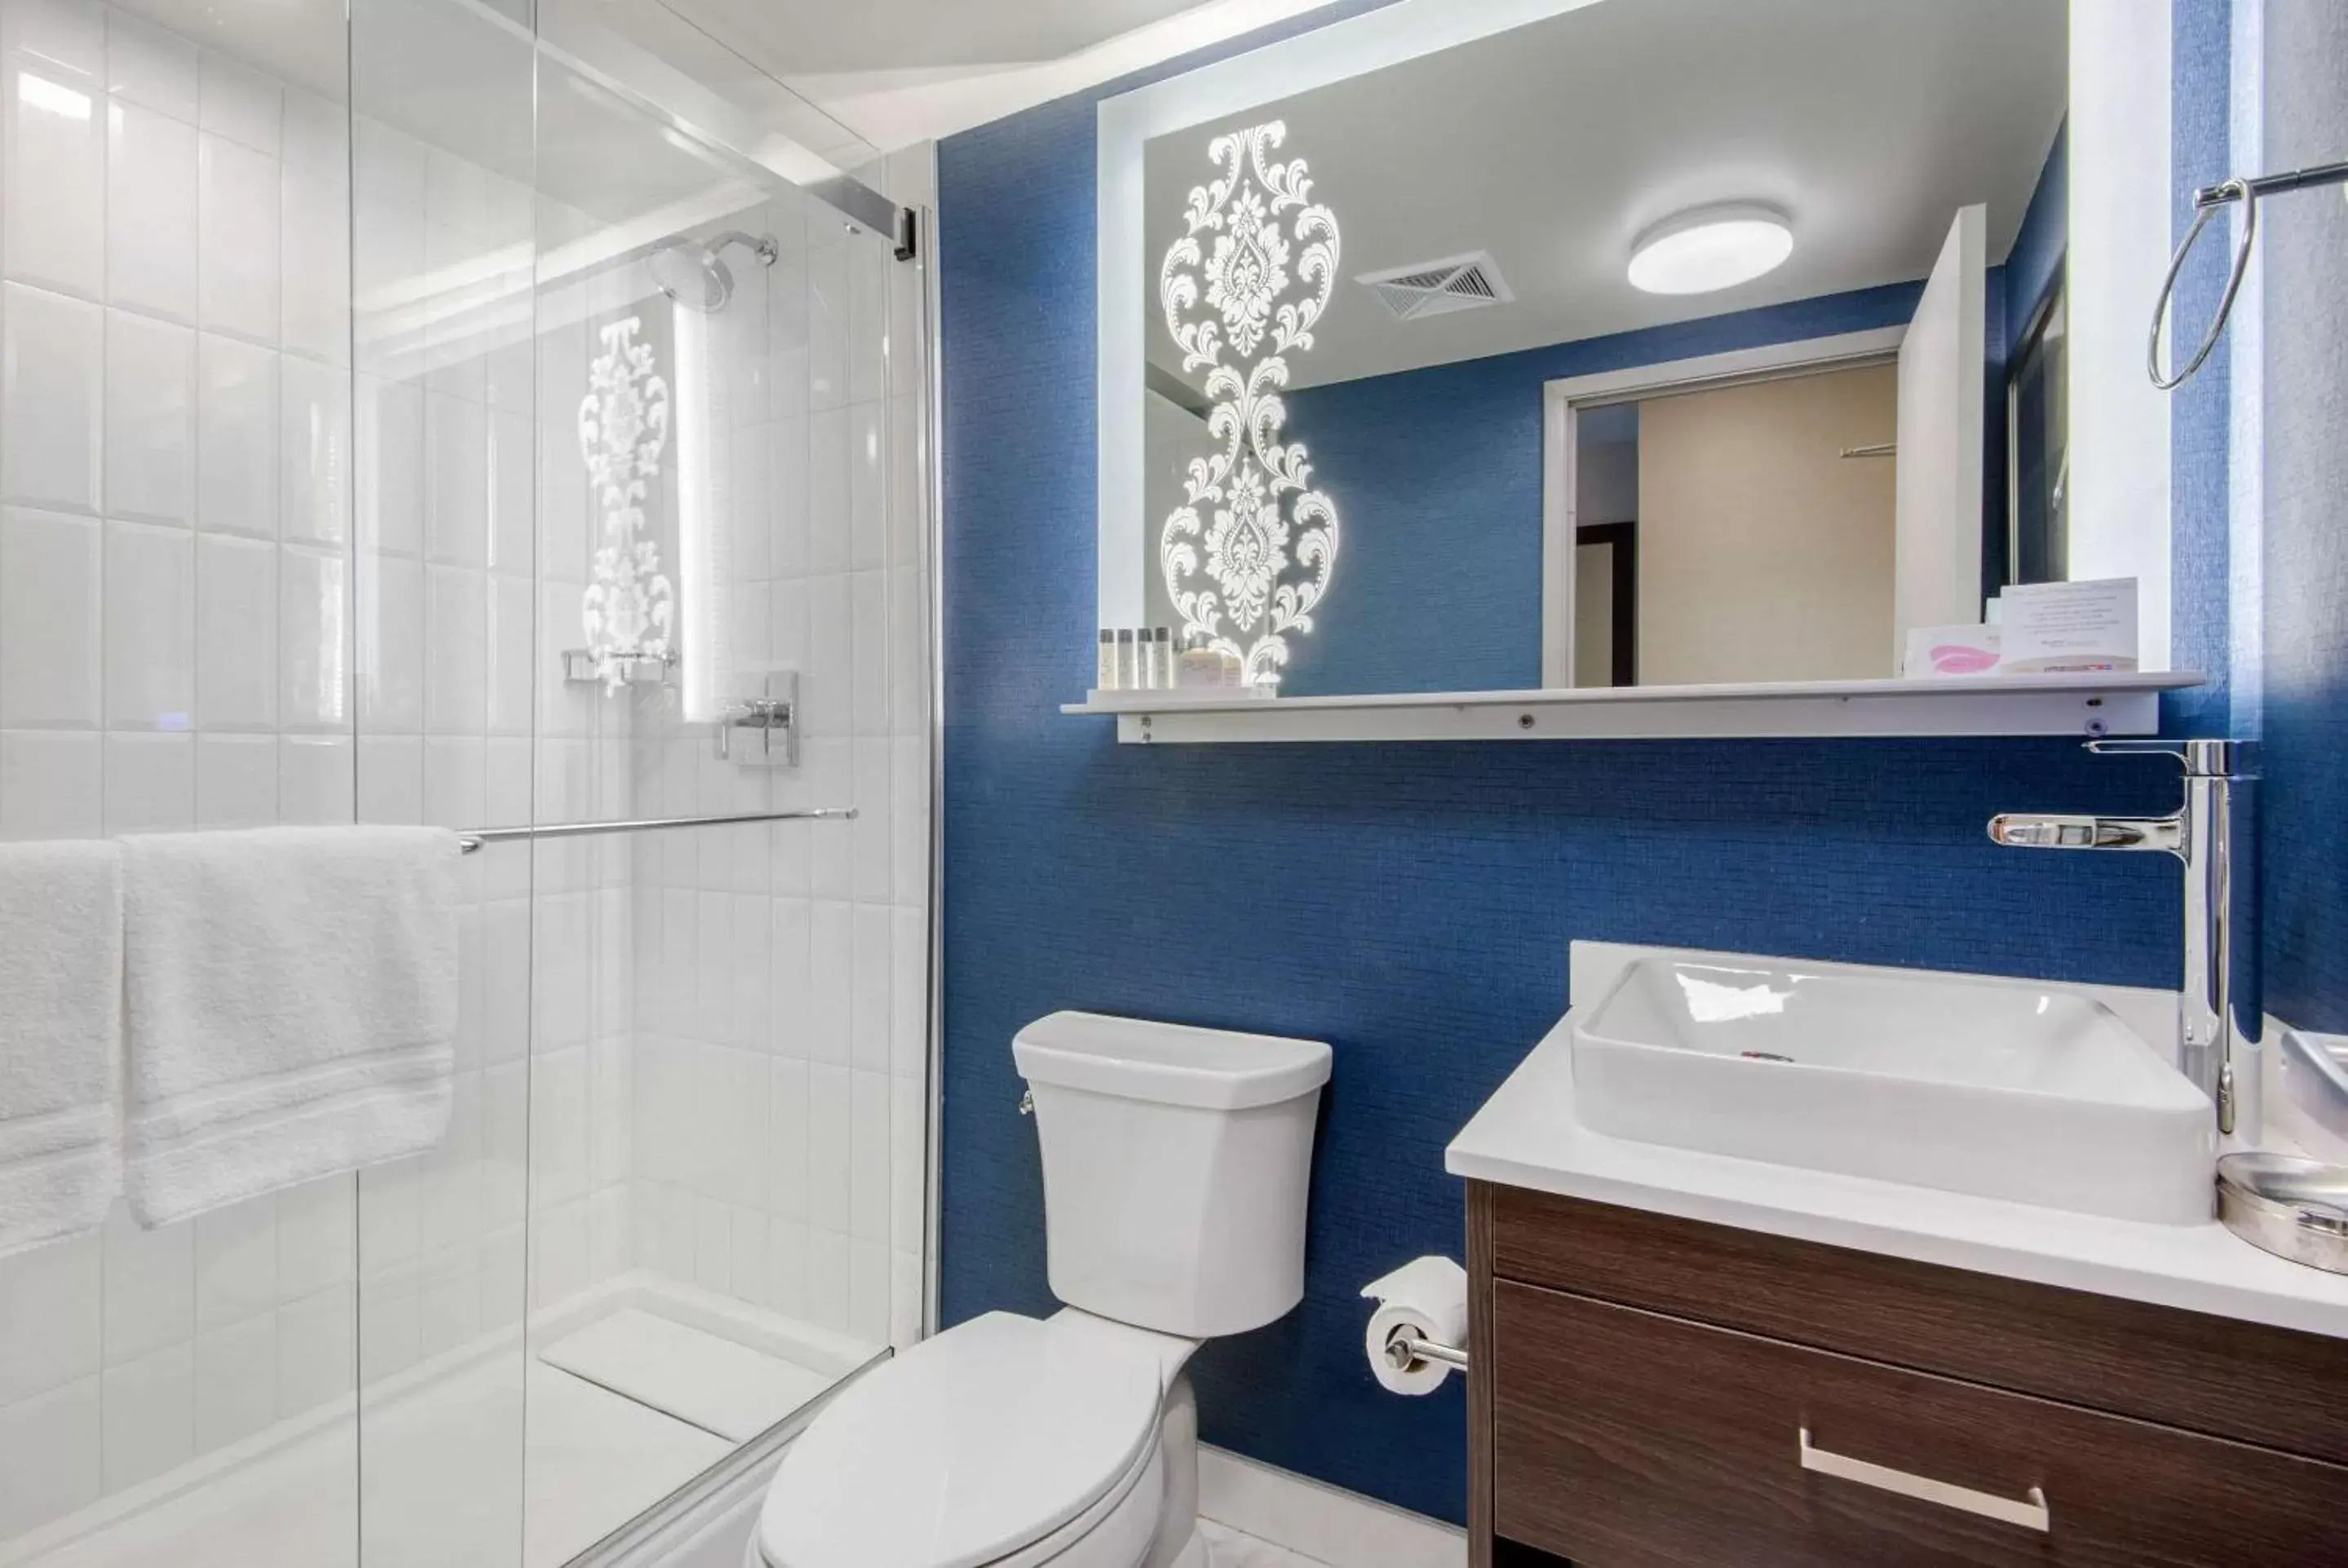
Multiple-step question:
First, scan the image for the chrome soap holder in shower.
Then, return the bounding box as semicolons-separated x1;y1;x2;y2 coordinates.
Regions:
717;671;802;768
560;647;676;687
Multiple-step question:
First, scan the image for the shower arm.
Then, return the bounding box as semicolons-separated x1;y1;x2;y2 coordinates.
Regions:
706;231;780;267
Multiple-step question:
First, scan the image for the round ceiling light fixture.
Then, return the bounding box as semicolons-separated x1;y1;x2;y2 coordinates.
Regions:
1626;201;1794;295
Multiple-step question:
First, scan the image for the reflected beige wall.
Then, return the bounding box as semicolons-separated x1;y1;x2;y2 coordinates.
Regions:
1573;541;1616;683
1636;363;1897;685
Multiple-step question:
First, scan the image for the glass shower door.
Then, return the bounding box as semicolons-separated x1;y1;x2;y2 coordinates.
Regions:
502;39;930;1563
347;0;537;1564
344;6;931;1562
0;0;927;1559
0;0;366;1562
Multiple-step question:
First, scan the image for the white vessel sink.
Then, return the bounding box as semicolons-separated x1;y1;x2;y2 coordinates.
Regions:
1571;956;2217;1225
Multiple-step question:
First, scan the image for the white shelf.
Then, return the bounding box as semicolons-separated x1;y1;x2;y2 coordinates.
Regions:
1061;671;2203;744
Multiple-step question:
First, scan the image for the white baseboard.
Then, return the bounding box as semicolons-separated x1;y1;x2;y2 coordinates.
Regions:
1196;1445;1466;1568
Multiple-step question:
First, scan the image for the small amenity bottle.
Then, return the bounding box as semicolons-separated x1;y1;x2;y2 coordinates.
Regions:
1178;631;1222;689
1115;628;1137;690
1097;629;1118;691
1151;628;1173;689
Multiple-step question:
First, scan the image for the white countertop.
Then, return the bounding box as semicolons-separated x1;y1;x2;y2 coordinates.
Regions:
1446;1011;2348;1340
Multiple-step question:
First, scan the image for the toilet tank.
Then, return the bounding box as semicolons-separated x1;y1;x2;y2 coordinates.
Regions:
1014;1012;1332;1339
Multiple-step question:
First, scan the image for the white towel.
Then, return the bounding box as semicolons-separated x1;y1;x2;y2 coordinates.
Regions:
122;826;462;1227
0;840;124;1257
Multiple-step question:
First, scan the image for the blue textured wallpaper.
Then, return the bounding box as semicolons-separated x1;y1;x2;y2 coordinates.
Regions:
2005;120;2068;352
2168;0;2234;736
2257;0;2348;1031
1278;284;1925;696
1982;262;2014;603
937;5;2211;1529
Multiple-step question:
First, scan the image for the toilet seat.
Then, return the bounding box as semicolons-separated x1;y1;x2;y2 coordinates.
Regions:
758;1313;1166;1568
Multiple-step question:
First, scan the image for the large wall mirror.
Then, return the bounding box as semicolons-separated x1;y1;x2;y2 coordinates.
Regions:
1098;0;2180;703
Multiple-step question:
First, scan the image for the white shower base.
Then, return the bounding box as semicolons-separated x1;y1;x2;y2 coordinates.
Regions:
5;1277;878;1568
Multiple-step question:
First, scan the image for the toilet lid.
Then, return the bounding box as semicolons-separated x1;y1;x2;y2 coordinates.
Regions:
760;1313;1164;1568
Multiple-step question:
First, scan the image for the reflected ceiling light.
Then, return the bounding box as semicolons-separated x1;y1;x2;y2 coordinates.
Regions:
1627;202;1793;294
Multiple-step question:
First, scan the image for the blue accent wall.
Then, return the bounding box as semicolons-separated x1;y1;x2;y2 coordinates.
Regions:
2257;0;2348;1031
2005;120;2068;351
1983;261;2013;603
936;2;2234;1530
1276;284;1924;696
2168;0;2234;736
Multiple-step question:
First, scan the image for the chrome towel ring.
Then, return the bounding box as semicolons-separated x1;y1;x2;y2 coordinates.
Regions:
2149;157;2348;391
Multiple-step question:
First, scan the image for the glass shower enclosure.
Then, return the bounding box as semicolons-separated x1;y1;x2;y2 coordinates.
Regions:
0;0;934;1562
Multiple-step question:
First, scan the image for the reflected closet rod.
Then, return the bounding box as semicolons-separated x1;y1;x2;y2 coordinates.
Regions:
457;807;857;855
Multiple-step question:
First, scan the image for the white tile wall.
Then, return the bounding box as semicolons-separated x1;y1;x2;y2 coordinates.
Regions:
0;0;935;1547
0;2;377;1541
0;0;348;850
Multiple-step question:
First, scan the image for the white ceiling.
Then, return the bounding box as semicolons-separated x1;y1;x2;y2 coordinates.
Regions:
657;0;1214;74
126;0;1346;173
650;0;1346;152
113;0;356;100
1144;0;2067;391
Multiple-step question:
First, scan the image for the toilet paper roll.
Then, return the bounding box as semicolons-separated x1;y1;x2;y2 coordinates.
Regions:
1360;1256;1468;1396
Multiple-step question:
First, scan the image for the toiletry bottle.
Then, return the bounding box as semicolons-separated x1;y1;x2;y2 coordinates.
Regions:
1178;631;1221;689
1219;647;1244;687
1151;627;1173;689
1097;629;1117;691
1115;628;1137;691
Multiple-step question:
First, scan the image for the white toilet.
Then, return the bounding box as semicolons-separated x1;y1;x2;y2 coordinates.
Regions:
749;1010;1333;1568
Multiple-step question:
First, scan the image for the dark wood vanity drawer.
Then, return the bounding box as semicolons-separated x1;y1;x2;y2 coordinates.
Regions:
1492;1280;2348;1567
1485;1184;2348;1466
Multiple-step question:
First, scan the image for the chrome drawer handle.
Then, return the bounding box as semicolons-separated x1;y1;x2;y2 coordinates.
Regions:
1798;1426;2050;1533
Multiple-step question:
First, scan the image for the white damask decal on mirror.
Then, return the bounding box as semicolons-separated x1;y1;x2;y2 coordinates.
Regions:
579;316;677;693
1158;121;1340;688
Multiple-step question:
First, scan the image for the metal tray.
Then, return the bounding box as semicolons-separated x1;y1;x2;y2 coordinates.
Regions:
2218;1152;2348;1274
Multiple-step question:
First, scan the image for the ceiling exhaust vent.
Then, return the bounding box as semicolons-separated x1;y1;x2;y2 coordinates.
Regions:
1355;251;1514;321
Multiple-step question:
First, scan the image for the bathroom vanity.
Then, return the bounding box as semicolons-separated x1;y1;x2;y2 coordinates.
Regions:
1463;1187;2348;1566
1449;946;2348;1566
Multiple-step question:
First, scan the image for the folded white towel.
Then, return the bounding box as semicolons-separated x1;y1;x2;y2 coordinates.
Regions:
0;840;125;1257
122;826;462;1228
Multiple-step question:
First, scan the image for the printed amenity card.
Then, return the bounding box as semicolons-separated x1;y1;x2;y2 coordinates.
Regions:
1903;624;2001;678
1996;578;2139;674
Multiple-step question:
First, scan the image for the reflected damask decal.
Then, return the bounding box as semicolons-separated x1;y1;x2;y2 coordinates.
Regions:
579;317;675;693
1158;122;1340;687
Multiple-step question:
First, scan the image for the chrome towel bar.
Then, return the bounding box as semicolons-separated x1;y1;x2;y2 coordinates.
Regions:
456;807;856;855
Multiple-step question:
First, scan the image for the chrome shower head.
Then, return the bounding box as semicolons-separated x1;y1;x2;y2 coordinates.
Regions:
651;242;731;311
650;230;780;314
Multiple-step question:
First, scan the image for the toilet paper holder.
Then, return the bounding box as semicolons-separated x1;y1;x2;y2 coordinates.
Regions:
1381;1324;1470;1373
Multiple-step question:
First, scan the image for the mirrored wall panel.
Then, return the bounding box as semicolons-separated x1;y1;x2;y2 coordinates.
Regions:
1123;0;2098;698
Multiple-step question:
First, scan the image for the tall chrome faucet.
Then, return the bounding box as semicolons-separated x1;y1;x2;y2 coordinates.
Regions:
1988;740;2257;1136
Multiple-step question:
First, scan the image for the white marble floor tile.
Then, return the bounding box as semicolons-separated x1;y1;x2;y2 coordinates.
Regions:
1200;1516;1340;1567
